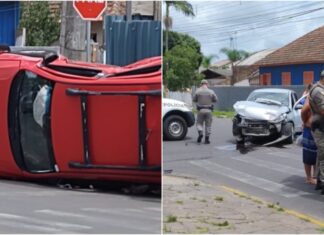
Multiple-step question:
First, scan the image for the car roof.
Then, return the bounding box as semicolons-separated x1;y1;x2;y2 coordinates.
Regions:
252;88;293;94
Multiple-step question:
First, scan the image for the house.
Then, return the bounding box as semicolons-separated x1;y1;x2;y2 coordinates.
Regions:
234;49;277;85
0;2;20;46
200;67;232;86
258;26;324;85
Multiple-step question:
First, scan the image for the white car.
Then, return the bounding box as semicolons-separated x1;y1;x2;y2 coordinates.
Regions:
233;88;304;145
163;98;195;140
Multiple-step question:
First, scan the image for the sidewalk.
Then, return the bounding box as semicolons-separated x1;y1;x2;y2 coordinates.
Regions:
163;175;324;234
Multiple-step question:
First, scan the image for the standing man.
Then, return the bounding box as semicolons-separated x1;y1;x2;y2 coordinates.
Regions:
193;79;217;144
309;70;324;193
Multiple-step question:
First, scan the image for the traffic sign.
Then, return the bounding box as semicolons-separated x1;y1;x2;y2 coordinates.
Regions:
73;1;107;21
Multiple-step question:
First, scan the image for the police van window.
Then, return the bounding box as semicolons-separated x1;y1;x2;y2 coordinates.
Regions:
8;70;55;173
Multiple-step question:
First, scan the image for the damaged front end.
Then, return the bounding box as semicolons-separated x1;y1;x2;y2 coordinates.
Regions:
232;101;291;145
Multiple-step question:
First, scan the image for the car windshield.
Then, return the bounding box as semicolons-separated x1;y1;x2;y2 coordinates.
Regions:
247;91;289;107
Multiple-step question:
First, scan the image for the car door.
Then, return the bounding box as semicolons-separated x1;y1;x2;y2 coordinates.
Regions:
50;82;161;174
292;93;305;133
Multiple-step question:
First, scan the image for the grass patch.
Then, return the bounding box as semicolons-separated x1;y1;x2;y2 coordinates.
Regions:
194;183;200;187
214;196;224;202
252;199;263;204
213;110;235;118
301;217;311;223
212;221;229;227
176;200;183;205
277;207;285;212
165;214;177;223
317;228;324;233
267;203;275;208
200;199;207;203
196;226;209;234
163;224;171;233
190;197;197;200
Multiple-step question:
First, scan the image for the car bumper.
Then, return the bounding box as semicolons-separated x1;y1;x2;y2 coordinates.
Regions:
235;118;282;137
184;111;195;127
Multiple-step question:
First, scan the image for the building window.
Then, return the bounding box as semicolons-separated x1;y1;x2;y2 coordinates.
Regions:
281;72;291;85
303;71;314;85
260;73;271;85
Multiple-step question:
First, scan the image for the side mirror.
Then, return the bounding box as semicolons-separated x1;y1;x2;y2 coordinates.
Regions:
295;104;303;110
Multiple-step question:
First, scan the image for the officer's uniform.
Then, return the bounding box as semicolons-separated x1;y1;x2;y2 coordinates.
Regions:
193;80;217;144
309;77;324;193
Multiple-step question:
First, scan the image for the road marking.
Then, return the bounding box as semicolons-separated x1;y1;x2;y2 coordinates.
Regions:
267;151;300;159
233;155;305;175
35;210;87;218
215;144;237;151
222;185;324;228
81;208;160;221
190;160;311;198
0;212;91;230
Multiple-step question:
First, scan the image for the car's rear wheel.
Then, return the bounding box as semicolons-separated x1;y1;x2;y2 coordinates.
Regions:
163;115;188;140
282;122;294;144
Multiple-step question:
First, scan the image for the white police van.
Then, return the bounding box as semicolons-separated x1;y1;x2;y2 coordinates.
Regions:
162;98;195;140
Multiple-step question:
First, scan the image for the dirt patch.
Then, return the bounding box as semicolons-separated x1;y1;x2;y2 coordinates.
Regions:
163;175;323;234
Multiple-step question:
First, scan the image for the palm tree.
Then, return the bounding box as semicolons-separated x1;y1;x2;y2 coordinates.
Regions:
220;47;250;85
201;55;218;69
164;1;195;53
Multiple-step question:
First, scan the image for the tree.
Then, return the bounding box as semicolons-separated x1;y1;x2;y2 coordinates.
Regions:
20;2;60;46
220;47;250;85
201;55;218;68
164;45;203;91
163;1;195;53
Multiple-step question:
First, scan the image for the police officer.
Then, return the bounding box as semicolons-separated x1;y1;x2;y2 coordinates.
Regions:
309;70;324;193
193;79;218;144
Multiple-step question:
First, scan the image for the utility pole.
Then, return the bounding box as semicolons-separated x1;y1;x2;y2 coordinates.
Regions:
126;1;132;21
60;1;87;61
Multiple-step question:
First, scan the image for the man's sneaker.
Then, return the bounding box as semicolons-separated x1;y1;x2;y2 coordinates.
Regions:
197;135;203;143
205;136;210;144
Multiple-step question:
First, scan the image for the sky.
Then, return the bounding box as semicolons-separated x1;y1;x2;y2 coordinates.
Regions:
164;1;324;62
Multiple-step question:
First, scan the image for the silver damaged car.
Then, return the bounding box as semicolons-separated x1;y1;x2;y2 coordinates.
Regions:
232;88;304;145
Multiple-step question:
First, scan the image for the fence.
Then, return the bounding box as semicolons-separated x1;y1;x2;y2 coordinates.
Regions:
166;85;306;111
105;16;161;66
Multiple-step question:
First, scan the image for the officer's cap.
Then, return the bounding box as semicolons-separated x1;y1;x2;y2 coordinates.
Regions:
321;70;324;77
200;79;208;85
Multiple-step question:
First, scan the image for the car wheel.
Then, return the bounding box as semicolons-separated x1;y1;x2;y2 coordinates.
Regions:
282;122;294;144
233;116;244;143
163;115;188;140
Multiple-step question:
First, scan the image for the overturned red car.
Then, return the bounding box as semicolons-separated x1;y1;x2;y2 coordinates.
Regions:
0;46;161;184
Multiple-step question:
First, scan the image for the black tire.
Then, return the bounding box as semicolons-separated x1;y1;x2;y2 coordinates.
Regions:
282;122;294;144
163;115;188;141
232;116;244;143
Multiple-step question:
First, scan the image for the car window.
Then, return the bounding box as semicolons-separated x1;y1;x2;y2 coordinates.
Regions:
8;71;55;173
247;91;289;106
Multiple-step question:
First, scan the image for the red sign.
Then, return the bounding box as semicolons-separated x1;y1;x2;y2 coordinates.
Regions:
73;1;107;21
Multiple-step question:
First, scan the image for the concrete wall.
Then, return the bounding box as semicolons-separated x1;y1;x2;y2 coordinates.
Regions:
166;85;306;111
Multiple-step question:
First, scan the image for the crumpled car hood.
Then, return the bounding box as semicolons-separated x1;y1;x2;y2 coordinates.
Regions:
233;101;289;121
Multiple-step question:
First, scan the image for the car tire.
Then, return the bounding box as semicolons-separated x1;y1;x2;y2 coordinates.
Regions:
233;116;244;143
163;115;188;141
282;122;294;144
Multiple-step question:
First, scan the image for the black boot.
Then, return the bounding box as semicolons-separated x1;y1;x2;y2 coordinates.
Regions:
197;133;203;143
315;180;322;191
205;136;210;144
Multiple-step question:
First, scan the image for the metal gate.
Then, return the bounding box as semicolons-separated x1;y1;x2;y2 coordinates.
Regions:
105;15;161;66
0;2;20;45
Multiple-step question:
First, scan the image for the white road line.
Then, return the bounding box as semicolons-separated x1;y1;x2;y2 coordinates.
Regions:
34;209;159;233
35;210;87;218
81;208;160;221
233;155;305;175
190;160;311;198
0;219;75;234
0;212;91;231
267;151;300;159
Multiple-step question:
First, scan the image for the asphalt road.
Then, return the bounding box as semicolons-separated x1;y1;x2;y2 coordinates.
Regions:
163;117;324;221
0;180;161;234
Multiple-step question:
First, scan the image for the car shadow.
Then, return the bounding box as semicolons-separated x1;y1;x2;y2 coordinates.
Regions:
280;175;324;202
0;178;161;198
